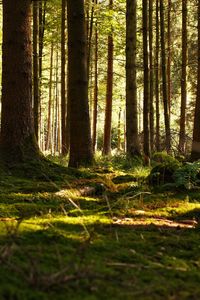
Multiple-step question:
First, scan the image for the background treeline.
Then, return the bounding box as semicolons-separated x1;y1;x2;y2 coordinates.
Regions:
1;0;200;168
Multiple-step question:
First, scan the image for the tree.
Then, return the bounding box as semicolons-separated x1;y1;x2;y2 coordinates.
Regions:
67;0;93;167
160;0;171;152
179;0;187;154
103;0;114;155
143;0;150;160
92;0;99;152
61;0;67;155
191;0;200;161
149;0;154;152
33;0;39;141
0;0;39;163
155;0;160;151
126;0;140;157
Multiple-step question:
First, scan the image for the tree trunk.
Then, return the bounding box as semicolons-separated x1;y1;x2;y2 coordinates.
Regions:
92;0;98;152
33;1;39;141
167;0;171;118
103;0;114;156
67;0;93;167
143;0;150;160
179;0;187;154
191;1;200;161
160;0;171;152
126;0;140;157
149;0;154;152
155;0;160;151
45;40;54;152
61;0;67;155
0;0;39;162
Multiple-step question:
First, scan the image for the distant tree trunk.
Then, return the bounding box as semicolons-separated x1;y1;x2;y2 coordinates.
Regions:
61;0;67;155
45;40;54;152
117;108;122;152
143;0;150;160
149;0;154;152
103;0;114;155
33;0;39;141
92;0;98;152
67;0;93;167
160;0;171;152
0;0;39;162
155;0;160;151
87;0;95;78
179;0;187;154
191;1;200;161
38;0;47;144
126;0;140;157
167;0;171;118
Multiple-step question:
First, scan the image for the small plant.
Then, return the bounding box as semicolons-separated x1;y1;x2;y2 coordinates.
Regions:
149;152;181;187
173;161;200;190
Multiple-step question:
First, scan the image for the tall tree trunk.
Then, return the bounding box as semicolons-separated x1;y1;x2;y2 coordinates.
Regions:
92;0;98;152
33;0;39;141
45;40;54;152
61;0;67;155
0;0;39;162
149;0;154;152
160;0;171;152
126;0;140;157
103;0;114;156
155;0;160;151
87;0;95;78
191;1;200;161
67;0;93;167
143;0;150;160
167;0;171;118
179;0;187;154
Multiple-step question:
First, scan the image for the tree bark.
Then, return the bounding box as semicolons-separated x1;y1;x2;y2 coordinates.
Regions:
149;0;154;152
179;0;187;154
103;0;114;156
160;0;171;152
191;0;200;160
33;0;39;141
0;0;39;162
67;0;93;167
155;0;160;151
143;0;150;160
61;0;67;155
126;0;140;157
92;0;98;152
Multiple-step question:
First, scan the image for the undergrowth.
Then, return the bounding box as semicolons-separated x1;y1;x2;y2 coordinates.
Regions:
1;154;200;299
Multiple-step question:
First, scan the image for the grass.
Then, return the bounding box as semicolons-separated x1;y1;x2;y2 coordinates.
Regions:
1;158;200;299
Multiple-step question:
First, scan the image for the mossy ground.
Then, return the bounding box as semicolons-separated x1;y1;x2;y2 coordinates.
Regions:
1;157;200;299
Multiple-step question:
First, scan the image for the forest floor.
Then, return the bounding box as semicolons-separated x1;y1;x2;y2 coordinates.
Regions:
0;156;200;299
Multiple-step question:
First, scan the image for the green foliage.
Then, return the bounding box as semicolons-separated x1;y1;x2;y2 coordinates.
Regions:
149;152;181;187
173;161;200;190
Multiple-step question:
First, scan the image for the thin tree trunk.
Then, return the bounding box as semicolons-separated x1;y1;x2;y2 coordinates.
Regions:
191;1;200;160
33;0;39;141
87;0;95;78
45;40;54;152
179;0;187;154
160;0;171;152
61;0;67;155
167;0;171;117
92;1;98;152
126;0;140;157
143;0;150;161
149;0;154;152
103;0;114;156
155;0;160;151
